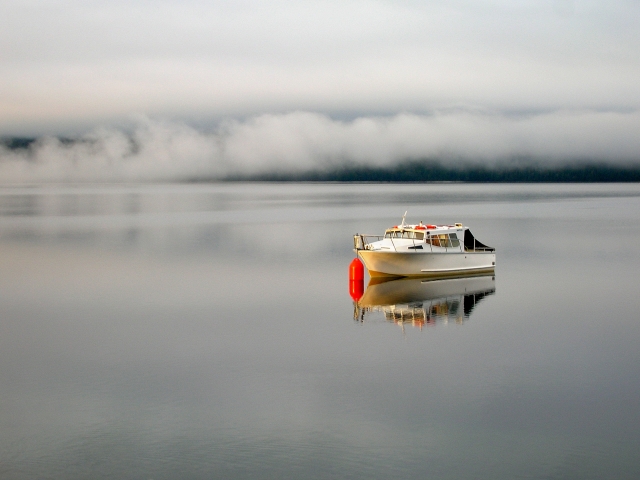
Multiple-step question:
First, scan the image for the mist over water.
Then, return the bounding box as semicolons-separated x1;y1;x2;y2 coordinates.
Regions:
1;183;639;479
2;110;640;182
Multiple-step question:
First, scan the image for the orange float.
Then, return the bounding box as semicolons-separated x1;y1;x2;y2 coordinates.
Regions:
349;257;364;281
348;258;365;301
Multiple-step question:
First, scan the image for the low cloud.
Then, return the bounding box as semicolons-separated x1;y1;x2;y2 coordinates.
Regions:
1;110;640;183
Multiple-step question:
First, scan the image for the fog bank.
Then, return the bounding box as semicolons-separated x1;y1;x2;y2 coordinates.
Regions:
2;110;640;183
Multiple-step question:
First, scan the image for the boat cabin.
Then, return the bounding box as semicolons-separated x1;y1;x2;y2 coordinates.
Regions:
360;223;494;253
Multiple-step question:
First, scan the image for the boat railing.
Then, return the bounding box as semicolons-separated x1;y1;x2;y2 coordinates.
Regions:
353;234;383;250
463;241;495;253
354;233;494;253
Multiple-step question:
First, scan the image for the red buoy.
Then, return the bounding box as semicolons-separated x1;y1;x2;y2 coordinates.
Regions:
349;258;365;301
349;258;364;281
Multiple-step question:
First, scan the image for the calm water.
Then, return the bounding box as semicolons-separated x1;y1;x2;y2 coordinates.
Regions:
1;183;639;479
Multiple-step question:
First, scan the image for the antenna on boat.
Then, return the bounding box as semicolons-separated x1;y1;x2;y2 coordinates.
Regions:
400;211;407;228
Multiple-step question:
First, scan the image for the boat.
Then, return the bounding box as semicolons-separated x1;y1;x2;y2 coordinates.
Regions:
353;213;495;277
354;274;496;329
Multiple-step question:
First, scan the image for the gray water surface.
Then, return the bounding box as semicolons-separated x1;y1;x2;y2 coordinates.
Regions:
1;183;639;479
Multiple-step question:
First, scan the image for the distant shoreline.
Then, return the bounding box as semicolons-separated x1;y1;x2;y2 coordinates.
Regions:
222;162;640;183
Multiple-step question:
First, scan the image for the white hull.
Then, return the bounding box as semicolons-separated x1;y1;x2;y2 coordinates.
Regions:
358;250;496;277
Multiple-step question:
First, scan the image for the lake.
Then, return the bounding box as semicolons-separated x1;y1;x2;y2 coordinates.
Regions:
1;183;639;479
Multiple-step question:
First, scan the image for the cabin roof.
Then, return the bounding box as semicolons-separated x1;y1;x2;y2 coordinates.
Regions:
385;223;464;232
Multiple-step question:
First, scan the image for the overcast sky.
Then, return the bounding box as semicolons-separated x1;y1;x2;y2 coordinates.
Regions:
1;0;639;179
3;0;639;132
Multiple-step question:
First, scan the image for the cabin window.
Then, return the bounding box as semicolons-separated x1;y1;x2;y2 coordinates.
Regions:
385;231;424;241
425;233;460;248
450;233;460;247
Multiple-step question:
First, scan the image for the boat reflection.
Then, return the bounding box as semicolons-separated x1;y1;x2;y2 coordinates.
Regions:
354;274;496;330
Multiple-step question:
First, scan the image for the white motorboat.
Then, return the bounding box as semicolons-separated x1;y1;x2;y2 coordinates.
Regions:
353;213;495;277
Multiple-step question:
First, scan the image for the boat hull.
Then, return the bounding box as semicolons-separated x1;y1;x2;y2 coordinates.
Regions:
358;250;495;277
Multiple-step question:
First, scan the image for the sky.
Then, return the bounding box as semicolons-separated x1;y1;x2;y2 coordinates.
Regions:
1;0;640;180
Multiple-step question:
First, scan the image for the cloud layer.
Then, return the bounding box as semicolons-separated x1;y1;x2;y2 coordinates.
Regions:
2;1;640;134
2;110;639;182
